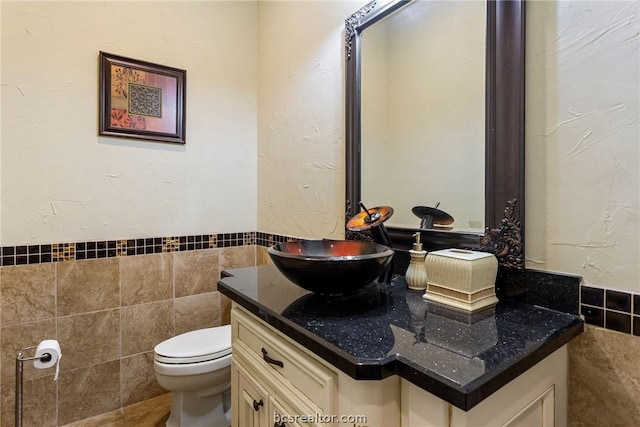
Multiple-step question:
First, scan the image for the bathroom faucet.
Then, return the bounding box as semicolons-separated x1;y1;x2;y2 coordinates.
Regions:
346;202;395;283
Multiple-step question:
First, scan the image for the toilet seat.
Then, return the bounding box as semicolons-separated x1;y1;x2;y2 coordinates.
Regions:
154;325;231;365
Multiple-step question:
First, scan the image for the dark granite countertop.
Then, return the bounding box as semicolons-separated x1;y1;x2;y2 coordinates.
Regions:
218;265;583;411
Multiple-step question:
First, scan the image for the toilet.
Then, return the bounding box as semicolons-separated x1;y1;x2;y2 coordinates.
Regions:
154;326;232;427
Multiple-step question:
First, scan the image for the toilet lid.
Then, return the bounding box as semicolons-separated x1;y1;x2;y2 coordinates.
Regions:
154;325;231;363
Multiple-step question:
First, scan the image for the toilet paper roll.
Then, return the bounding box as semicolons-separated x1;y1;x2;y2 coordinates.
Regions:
34;339;62;380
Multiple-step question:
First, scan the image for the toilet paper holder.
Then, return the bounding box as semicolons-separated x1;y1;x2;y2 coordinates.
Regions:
15;345;54;427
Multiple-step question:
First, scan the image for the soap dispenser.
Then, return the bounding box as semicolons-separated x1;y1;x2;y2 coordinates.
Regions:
405;232;428;290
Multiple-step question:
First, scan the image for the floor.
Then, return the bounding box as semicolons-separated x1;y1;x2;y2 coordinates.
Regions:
61;393;171;427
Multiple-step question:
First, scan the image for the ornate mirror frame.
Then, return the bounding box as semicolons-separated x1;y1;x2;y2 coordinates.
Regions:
345;0;525;269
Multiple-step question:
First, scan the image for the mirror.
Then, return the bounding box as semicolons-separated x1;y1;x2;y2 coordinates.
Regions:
345;0;525;267
361;0;486;232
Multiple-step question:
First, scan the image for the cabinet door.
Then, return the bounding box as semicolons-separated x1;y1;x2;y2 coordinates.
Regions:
502;386;555;427
233;362;269;427
270;395;303;427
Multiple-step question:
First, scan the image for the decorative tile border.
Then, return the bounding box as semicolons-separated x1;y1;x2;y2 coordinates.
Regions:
255;231;301;247
0;231;298;267
9;231;638;339
581;285;640;337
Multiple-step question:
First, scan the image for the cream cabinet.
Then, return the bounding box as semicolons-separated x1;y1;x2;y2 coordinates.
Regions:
232;360;305;427
401;347;566;427
233;361;268;427
231;305;398;427
231;304;568;427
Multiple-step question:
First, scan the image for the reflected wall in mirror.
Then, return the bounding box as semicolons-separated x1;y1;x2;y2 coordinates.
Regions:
361;0;486;232
345;0;525;268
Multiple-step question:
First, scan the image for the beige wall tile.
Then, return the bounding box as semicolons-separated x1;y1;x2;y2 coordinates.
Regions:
0;319;56;385
0;264;56;325
121;301;174;357
120;253;173;306
174;292;220;335
220;293;232;325
0;249;255;425
568;326;640;426
58;360;121;425
121;352;166;407
57;309;120;371
220;245;256;271
57;259;119;316
173;250;220;297
1;375;57;427
256;245;273;266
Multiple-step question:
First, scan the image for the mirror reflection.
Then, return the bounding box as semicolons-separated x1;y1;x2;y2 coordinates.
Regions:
360;0;486;232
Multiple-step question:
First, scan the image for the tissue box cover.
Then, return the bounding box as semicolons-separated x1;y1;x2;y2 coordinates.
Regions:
423;248;498;312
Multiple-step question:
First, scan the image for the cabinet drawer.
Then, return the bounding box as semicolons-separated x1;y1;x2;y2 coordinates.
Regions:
232;306;337;413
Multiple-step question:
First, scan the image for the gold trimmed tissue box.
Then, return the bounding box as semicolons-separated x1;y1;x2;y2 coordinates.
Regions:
423;249;498;312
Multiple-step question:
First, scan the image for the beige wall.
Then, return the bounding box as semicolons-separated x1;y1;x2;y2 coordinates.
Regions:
6;0;634;291
525;0;639;291
257;0;640;292
1;0;258;246
257;0;355;239
526;2;640;422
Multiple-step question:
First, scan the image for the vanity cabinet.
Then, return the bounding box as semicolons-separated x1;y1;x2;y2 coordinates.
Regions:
231;304;568;427
231;305;399;427
401;350;564;427
233;362;268;427
233;361;305;427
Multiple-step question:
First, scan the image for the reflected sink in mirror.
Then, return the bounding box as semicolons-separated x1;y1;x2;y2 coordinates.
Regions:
267;240;394;296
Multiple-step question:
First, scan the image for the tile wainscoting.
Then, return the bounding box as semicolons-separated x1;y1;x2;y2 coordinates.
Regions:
0;230;294;427
570;283;640;426
580;285;640;336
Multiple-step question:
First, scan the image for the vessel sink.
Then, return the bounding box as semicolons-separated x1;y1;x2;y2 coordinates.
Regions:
267;239;394;295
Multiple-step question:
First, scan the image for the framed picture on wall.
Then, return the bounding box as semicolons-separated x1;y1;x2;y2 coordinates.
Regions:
99;52;186;144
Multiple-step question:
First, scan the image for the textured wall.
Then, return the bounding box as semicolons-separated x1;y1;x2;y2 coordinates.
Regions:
1;1;258;246
257;1;356;239
525;0;639;291
527;3;640;422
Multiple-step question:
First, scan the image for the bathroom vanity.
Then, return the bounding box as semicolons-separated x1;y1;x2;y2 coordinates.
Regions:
219;265;583;427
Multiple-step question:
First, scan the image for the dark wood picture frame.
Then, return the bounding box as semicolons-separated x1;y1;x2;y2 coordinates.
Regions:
99;52;186;144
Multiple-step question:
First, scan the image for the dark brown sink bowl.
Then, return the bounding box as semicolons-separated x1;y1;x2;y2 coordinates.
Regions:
267;240;394;296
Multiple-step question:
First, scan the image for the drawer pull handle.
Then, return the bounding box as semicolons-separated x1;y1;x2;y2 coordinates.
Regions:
253;399;264;411
261;348;284;368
